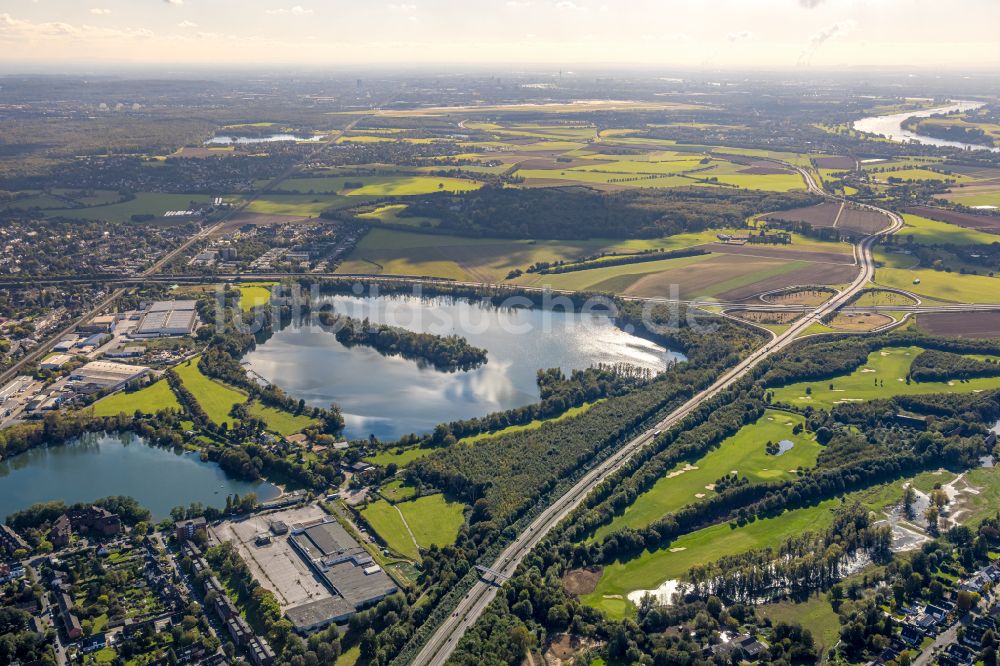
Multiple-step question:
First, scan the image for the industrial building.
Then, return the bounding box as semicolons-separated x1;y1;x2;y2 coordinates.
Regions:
68;361;149;392
40;354;73;370
135;300;198;337
285;519;398;633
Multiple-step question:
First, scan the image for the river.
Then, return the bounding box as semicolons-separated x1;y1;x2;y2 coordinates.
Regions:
853;100;998;152
0;432;280;521
243;294;683;440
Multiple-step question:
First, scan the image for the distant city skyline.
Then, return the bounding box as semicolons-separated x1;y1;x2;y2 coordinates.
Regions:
1;0;998;70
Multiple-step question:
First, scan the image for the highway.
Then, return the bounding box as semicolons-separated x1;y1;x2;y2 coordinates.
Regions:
410;166;904;666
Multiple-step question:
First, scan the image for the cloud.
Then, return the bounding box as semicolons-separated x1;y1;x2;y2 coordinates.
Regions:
798;20;856;64
799;0;825;7
727;30;752;42
177;19;198;28
164;0;183;5
89;8;111;15
265;5;314;15
505;0;531;7
0;13;154;40
555;0;586;11
386;3;417;11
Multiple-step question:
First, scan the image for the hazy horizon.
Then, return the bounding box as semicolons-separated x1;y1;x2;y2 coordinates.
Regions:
2;0;999;71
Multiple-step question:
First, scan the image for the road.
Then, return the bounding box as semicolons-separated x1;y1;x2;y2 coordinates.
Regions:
0;117;365;388
411;166;904;666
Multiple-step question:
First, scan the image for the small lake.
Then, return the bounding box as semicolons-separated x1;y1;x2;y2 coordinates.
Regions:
853;100;998;152
205;134;324;145
0;432;280;521
243;294;683;440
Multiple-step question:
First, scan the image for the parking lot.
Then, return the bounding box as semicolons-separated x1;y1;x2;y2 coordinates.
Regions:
210;505;333;610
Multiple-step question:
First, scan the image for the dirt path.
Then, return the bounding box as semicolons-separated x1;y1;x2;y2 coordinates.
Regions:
394;503;421;555
832;200;847;228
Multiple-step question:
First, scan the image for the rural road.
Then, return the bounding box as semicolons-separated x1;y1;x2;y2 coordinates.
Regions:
410;165;904;666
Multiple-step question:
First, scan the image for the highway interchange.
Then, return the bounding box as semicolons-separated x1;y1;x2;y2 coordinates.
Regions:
410;165;908;665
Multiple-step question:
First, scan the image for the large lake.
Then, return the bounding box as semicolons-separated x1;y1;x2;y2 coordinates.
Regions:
853;100;998;152
205;134;324;145
0;433;279;521
243;294;682;440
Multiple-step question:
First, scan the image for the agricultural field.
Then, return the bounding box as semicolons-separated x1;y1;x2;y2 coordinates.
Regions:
590;409;820;541
245;194;354;217
276;174;482;196
874;248;1000;303
89;379;181;417
41;192;214;223
903;205;1000;235
355;204;440;228
893;213;1000;246
917;311;1000;338
769;345;1000;410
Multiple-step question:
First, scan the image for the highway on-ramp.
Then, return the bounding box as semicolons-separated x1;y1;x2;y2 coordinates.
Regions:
411;168;904;666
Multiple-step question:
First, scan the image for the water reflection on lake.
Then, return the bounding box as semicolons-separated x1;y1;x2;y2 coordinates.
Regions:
204;134;324;145
853;100;998;152
244;294;684;440
0;432;279;520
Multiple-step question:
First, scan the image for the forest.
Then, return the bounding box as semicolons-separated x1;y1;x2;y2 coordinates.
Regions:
400;185;819;239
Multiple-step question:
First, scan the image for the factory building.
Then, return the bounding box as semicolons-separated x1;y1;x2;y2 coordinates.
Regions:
68;361;149;393
135;300;198;337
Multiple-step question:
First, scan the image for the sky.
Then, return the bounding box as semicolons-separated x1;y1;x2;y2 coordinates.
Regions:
0;0;998;70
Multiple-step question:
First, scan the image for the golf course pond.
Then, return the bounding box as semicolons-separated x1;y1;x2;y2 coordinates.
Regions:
0;432;280;521
243;293;683;440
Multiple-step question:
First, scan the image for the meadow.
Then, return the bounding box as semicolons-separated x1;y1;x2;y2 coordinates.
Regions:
894;213;1000;246
590;409;820;540
874;249;1000;303
769;345;1000;410
360;493;465;560
42;192;214;223
89;379;181;417
174;359;247;427
237;283;276;312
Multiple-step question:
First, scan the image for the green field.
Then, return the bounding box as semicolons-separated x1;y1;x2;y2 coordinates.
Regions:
396;494;465;548
894;213;1000;246
42;192;214;223
237;283;275;312
90;379;181;417
875;249;1000;303
361;493;465;559
173;359;247;427
380;479;419;503
584;498;841;618
363;445;437;467
356;204;440;228
247;403;317;436
460;401;602;445
770;346;1000;411
278;174;482;197
591;410;820;540
361;500;419;559
245;194;354;216
759;596;841;655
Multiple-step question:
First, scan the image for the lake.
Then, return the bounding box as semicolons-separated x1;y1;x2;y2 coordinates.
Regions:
0;432;280;521
205;134;325;145
243;294;683;440
853;100;998;152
